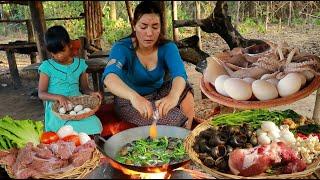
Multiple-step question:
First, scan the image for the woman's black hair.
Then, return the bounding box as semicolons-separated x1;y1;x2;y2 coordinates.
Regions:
45;25;71;53
131;1;169;47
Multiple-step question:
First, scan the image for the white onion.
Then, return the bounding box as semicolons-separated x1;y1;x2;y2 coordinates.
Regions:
57;125;74;139
79;132;91;145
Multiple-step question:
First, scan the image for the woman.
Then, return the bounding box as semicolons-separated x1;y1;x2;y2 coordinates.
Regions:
102;1;194;129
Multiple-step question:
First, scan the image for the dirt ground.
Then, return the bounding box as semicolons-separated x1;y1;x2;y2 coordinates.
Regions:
0;24;319;121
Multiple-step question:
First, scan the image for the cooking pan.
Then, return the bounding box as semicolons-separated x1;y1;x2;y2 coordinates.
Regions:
94;125;191;173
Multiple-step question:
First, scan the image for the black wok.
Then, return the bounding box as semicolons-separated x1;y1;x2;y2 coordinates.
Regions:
94;125;191;173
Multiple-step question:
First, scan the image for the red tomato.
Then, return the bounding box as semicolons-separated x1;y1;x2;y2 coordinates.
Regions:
40;131;59;144
62;135;81;146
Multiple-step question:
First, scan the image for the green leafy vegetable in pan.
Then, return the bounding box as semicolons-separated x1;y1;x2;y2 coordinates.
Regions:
116;136;188;166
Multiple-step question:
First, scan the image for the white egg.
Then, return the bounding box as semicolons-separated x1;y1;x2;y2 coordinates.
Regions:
252;80;278;101
296;72;307;87
214;75;230;96
74;104;83;112
302;70;314;81
242;77;256;84
266;78;279;87
83;107;92;112
223;78;252;100
69;111;76;115
203;57;228;86
260;73;273;80
77;110;85;114
277;73;302;97
59;107;66;114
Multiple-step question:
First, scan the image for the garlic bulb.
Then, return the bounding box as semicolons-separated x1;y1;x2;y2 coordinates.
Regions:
261;121;279;133
258;134;271;145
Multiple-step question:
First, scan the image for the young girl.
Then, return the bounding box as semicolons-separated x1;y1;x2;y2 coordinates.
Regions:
38;25;102;135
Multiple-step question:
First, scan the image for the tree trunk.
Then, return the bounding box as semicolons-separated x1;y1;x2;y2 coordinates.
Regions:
248;1;255;18
110;1;117;21
195;1;202;50
174;1;265;49
265;2;269;32
172;1;179;41
125;1;134;32
288;1;292;26
235;1;240;28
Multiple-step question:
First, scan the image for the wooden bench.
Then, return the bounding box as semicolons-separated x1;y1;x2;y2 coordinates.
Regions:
0;41;37;89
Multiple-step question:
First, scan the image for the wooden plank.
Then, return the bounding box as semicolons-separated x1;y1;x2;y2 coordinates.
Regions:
5;49;21;89
29;1;49;61
0;17;83;23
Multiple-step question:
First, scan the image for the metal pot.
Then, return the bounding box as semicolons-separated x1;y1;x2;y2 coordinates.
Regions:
94;125;191;173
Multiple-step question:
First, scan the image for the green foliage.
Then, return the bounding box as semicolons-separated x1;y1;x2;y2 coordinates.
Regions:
314;12;320;26
237;17;266;34
43;1;85;39
102;18;131;44
292;17;304;25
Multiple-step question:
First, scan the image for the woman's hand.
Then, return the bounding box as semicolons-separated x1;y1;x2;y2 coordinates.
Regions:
155;94;179;118
57;95;72;109
130;94;153;119
90;91;103;101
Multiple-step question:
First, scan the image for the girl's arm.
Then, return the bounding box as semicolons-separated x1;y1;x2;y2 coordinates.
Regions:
38;73;71;108
80;72;102;100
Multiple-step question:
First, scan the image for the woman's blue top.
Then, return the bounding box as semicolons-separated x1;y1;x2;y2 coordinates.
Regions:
102;37;187;95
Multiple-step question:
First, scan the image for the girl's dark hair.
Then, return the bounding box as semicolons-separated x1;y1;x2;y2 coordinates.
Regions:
45;25;71;53
132;1;169;47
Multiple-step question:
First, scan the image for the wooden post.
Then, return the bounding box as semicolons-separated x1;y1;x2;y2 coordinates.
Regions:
313;89;320;124
6;49;21;89
159;1;167;36
172;1;179;41
26;20;37;64
125;1;134;32
29;1;49;61
195;1;202;50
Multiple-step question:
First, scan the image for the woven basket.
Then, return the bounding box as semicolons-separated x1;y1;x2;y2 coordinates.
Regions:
200;75;320;109
184;121;320;179
194;99;239;124
5;148;101;179
52;95;101;120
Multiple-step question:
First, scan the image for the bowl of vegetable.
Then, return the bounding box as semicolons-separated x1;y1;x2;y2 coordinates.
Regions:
185;109;320;179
